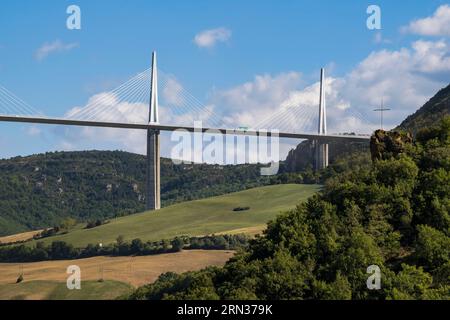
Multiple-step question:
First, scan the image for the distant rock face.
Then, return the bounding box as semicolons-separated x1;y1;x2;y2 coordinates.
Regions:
283;137;369;173
370;130;412;161
284;140;316;172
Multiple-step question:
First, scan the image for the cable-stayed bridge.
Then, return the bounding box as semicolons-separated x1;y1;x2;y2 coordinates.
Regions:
0;52;372;211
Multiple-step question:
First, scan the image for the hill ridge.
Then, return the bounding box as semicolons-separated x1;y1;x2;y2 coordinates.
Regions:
0;150;270;236
398;83;450;134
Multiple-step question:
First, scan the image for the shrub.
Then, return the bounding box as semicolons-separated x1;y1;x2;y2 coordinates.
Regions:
233;206;250;212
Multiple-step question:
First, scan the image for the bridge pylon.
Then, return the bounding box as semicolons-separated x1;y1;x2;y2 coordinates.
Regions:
315;68;329;171
146;51;161;210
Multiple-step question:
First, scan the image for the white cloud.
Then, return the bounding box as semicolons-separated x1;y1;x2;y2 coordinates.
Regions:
57;140;76;151
194;27;231;48
26;126;42;137
207;70;376;135
341;39;450;128
211;37;450;135
162;76;184;106
212;72;302;128
402;4;450;36
55;35;450;162
59;86;218;156
34;40;78;61
411;40;450;73
60;91;148;153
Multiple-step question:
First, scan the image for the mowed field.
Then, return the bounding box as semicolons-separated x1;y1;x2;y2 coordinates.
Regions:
29;184;320;248
0;280;133;300
0;249;234;300
0;229;43;244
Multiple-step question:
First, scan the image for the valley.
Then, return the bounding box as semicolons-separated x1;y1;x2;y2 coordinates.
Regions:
24;184;320;248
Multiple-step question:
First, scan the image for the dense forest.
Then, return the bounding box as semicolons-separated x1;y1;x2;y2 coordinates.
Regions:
0;152;272;236
126;116;450;300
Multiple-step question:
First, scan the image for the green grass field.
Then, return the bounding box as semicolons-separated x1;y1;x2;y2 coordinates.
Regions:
32;184;320;248
0;280;133;300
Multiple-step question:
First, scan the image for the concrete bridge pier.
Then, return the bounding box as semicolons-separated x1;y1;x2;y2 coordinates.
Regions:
314;68;329;171
146;128;160;210
146;51;161;210
315;142;328;171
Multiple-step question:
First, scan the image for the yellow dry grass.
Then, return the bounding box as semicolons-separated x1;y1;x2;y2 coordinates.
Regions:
215;225;266;237
0;250;234;288
0;230;43;244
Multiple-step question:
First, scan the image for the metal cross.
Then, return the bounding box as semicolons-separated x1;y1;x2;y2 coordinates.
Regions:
373;99;390;130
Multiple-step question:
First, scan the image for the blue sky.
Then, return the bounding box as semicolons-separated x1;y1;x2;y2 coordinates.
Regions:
0;0;449;159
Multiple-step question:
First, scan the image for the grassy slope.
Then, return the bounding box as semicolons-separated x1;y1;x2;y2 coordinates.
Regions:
0;280;133;300
0;151;270;236
31;184;320;248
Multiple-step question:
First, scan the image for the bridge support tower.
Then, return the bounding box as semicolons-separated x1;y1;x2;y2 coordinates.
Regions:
146;51;161;210
315;68;329;171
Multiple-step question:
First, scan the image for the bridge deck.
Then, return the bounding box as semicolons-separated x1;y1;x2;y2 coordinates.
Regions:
0;115;370;143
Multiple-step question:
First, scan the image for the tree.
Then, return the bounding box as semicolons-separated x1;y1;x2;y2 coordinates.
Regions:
131;238;144;254
386;264;433;300
259;249;313;300
171;238;185;252
49;241;76;260
415;225;450;270
312;272;352;300
60;217;77;232
116;235;125;245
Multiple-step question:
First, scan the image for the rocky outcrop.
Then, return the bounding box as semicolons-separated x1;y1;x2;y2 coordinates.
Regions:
284;140;316;172
370;130;412;161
